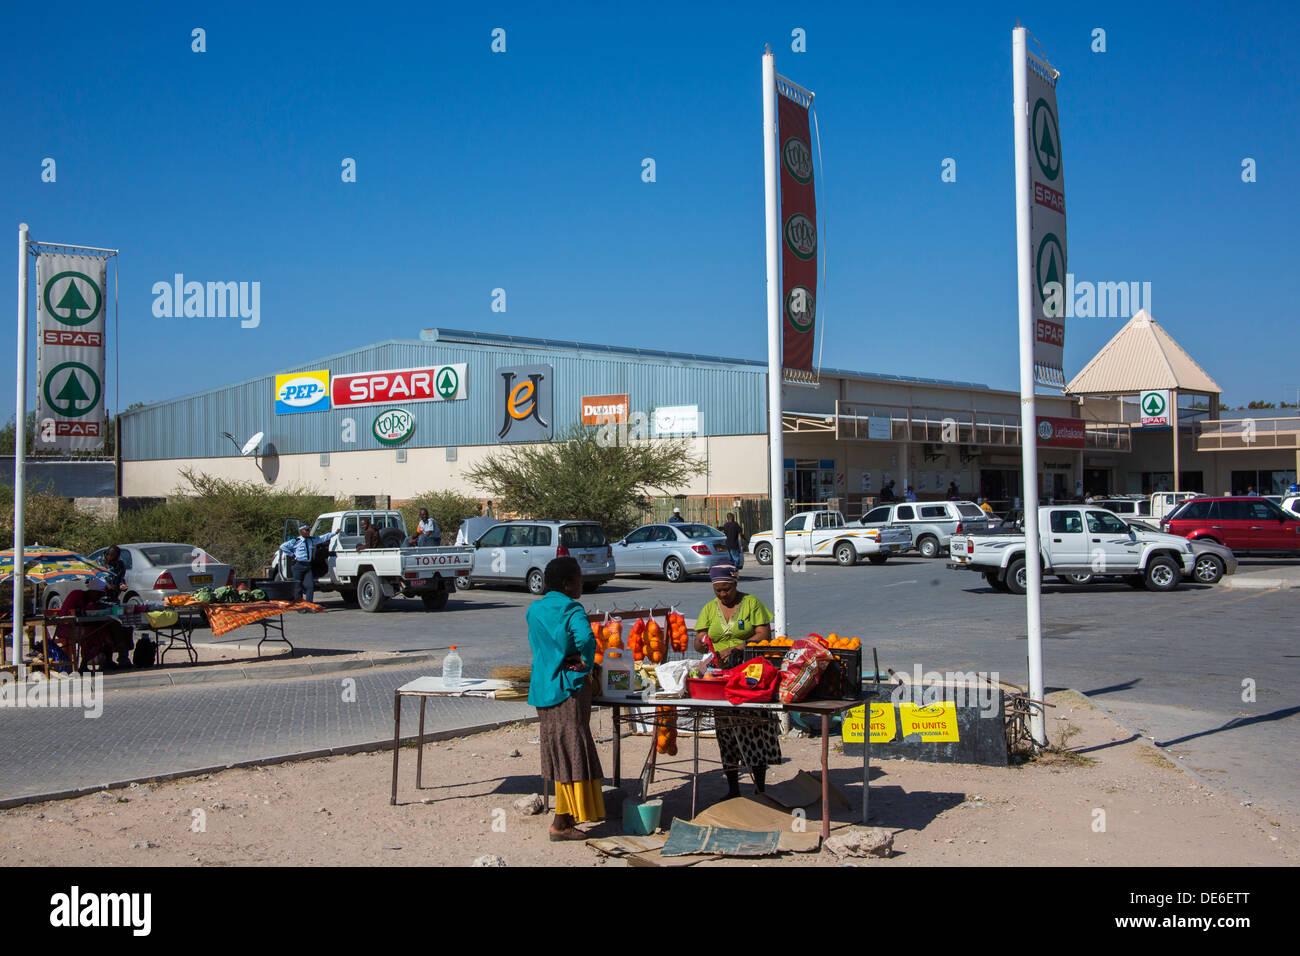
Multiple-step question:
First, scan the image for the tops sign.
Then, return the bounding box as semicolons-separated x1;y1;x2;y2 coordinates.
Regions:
581;394;629;425
332;364;468;409
1036;416;1085;449
372;408;416;446
274;370;331;415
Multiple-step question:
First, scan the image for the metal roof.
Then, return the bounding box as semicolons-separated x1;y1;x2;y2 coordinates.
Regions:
1066;310;1222;396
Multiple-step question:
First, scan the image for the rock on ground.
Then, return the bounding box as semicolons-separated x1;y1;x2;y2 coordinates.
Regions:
822;826;894;859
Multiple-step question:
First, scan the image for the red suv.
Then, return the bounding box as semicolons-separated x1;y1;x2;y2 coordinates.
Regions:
1162;496;1300;555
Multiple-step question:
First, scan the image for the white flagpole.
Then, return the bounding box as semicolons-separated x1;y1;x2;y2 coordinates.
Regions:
1013;29;1046;746
13;223;30;679
763;47;787;639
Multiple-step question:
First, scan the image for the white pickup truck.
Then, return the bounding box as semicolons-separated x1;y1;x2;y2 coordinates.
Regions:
749;509;912;566
947;505;1196;593
271;510;473;612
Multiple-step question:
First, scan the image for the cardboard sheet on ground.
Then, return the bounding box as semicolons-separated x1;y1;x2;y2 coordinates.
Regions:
661;820;781;857
763;770;852;811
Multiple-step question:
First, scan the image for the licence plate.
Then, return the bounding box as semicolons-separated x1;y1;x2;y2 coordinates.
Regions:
580;554;596;563
190;574;213;584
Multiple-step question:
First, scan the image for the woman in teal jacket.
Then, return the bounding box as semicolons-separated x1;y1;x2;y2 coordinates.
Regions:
526;557;604;840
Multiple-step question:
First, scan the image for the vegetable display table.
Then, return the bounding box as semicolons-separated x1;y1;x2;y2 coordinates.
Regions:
593;693;874;840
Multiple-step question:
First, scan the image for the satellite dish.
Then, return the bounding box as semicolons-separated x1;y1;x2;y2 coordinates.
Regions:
241;432;264;457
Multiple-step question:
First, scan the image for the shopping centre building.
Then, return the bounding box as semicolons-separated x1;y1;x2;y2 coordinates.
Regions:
118;314;1300;516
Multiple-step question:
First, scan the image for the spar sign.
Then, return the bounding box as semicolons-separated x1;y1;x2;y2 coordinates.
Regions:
1140;390;1172;426
36;255;107;451
332;364;468;409
1025;47;1068;388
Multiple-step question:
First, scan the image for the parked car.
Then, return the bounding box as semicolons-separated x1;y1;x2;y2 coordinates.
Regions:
1084;519;1236;585
270;510;472;611
613;523;730;581
1094;496;1153;518
1281;495;1300;519
87;543;235;607
467;520;615;594
452;517;501;590
1161;496;1300;556
750;509;911;566
858;500;989;558
948;505;1196;593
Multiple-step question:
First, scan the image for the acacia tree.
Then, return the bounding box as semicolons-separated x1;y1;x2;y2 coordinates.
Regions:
465;426;706;537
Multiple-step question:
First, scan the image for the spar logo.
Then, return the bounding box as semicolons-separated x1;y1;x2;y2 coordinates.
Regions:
43;271;103;326
784;285;815;333
274;370;330;415
782;136;813;184
372;407;415;446
1037;419;1054;443
783;213;816;260
1035;232;1065;316
1032;97;1062;182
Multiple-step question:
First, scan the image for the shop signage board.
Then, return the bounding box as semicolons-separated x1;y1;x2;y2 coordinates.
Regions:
1140;390;1172;426
372;408;416;446
1025;49;1067;388
580;394;629;425
275;370;330;415
1036;415;1085;448
842;702;897;744
867;416;891;440
36;255;107;451
495;364;553;443
777;75;818;377
332;364;467;409
651;404;700;437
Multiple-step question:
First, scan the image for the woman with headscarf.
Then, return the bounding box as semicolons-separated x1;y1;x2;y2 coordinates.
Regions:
526;556;604;840
693;564;781;798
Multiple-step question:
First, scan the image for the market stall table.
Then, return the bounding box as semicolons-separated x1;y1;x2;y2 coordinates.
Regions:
594;693;874;840
390;676;513;805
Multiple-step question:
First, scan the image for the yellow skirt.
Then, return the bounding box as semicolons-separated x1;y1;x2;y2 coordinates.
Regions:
554;779;605;822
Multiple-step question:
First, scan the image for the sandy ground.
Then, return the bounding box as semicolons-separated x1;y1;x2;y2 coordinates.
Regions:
1;690;1295;867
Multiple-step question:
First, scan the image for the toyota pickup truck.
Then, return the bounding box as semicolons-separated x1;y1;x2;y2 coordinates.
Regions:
947;504;1196;593
270;510;473;612
749;509;912;566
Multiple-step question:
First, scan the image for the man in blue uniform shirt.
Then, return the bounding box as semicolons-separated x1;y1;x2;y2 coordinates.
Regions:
278;524;339;604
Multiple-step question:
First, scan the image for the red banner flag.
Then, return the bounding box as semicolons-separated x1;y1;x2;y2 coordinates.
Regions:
778;76;817;378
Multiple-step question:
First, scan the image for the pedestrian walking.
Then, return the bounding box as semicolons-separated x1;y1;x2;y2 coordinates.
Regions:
719;512;746;571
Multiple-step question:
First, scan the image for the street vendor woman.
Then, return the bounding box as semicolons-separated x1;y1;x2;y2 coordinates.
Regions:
526;556;604;840
693;564;781;797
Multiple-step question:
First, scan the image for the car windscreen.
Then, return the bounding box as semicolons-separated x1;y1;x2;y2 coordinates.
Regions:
141;545;207;566
678;524;723;539
560;524;607;548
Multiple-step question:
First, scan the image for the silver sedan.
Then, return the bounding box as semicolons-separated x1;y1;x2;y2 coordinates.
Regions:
87;543;235;604
613;523;733;582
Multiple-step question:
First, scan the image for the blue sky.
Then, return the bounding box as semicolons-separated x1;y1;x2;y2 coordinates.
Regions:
2;0;1297;421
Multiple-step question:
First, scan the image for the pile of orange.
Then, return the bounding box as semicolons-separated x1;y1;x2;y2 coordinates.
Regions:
748;636;795;647
667;612;689;653
655;706;678;755
821;633;862;651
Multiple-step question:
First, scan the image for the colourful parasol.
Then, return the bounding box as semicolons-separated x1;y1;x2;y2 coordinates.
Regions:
0;547;106;587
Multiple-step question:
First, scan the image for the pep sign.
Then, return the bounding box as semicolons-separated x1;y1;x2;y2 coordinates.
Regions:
274;370;331;415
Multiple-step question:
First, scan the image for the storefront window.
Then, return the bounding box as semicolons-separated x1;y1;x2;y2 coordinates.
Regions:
784;459;836;504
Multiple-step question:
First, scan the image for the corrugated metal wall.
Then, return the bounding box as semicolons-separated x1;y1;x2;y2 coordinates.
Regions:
121;338;768;461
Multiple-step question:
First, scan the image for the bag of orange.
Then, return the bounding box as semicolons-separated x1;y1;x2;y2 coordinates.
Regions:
667;610;689;653
629;617;646;661
655;706;678;756
591;620;604;665
646;619;666;664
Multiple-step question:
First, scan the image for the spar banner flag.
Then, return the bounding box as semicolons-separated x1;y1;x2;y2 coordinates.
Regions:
36;255;108;451
1025;49;1067;388
777;75;817;380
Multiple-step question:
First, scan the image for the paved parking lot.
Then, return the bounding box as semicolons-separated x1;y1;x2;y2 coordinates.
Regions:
259;555;1300;817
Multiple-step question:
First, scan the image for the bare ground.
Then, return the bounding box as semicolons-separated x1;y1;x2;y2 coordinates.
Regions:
1;690;1295;867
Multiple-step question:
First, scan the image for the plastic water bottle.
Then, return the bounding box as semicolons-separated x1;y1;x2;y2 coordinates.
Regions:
442;645;463;690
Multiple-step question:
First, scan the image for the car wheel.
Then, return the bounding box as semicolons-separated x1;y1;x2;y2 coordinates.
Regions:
380;527;406;549
917;535;940;559
357;571;385;612
663;557;685;582
1006;558;1028;595
1144;556;1180;592
985;571;1010;592
454;576;473;591
43;589;63;612
754;544;773;566
1192;553;1225;584
867;554;888;565
1058;572;1094;586
526;568;545;595
421;588;449;611
834;543;857;567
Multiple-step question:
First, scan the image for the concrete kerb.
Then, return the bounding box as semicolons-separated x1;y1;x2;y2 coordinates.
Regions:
92;652;440;691
0;715;539;810
1221;575;1294;590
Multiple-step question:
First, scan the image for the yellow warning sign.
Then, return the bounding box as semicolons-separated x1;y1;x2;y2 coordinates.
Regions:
899;702;959;742
842;702;897;744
